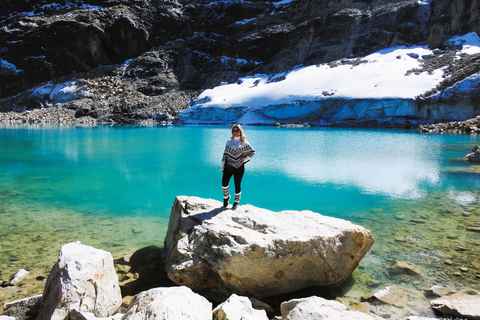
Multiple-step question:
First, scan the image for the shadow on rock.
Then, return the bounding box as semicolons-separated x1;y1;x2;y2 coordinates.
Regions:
114;245;176;308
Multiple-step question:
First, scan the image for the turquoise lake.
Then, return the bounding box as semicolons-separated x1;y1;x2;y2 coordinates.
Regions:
1;123;480;302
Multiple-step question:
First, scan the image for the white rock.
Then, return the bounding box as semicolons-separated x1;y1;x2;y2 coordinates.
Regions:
69;309;124;320
424;285;455;297
36;241;122;320
9;269;29;286
431;288;480;319
122;286;212;320
365;285;434;319
213;294;268;320
281;296;380;320
165;196;374;300
368;285;410;306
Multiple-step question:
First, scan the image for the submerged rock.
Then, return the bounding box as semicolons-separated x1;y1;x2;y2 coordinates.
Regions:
424;285;456;298
366;286;411;306
389;261;424;277
164;196;374;301
364;285;435;318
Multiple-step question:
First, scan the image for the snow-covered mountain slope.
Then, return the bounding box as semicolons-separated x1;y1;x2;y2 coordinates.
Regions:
179;33;480;125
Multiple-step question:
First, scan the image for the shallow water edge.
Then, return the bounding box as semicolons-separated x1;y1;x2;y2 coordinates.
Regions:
2;188;480;318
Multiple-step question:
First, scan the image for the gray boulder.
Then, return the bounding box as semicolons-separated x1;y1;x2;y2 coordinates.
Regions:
121;286;212;320
164;196;374;301
35;241;122;320
3;294;41;320
281;296;381;320
464;146;480;162
431;288;480;319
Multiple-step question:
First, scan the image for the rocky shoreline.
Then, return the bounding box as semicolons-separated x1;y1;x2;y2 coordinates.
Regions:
2;197;480;320
4;245;480;320
3;105;480;133
419;115;480;134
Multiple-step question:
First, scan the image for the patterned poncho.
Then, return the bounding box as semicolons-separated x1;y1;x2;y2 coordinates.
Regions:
222;136;255;169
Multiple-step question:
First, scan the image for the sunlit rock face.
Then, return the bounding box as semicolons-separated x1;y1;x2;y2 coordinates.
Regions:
164;196;374;301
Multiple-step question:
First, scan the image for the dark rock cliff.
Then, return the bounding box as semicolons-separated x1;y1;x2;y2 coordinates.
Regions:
0;0;479;124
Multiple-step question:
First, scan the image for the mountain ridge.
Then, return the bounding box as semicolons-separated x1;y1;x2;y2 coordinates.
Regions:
0;0;479;125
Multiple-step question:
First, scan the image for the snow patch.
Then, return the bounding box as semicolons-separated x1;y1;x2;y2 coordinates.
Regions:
273;0;297;7
235;18;256;25
1;59;22;73
220;56;248;64
32;81;88;104
449;32;480;55
19;2;102;17
180;33;480;124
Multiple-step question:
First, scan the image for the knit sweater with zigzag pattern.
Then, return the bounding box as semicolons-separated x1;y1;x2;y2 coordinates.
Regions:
221;136;255;170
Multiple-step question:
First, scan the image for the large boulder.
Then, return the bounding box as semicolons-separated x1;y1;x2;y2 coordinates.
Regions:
35;241;122;320
164;196;374;301
122;286;212;320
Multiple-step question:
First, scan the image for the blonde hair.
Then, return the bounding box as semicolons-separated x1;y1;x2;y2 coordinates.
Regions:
230;124;246;142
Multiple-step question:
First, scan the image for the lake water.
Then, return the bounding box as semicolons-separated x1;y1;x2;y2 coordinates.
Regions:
1;123;480;307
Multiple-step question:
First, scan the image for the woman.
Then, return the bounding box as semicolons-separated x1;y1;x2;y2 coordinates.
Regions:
221;124;255;209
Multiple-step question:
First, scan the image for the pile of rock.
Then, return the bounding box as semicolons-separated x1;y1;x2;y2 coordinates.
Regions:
419;116;480;134
0;108;97;125
2;197;480;320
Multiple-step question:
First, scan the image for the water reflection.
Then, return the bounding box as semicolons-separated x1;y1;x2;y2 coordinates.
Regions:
448;189;477;206
2;124;478;214
247;128;442;199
